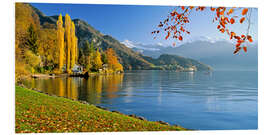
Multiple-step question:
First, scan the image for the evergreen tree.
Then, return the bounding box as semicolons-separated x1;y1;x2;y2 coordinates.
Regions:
26;23;38;54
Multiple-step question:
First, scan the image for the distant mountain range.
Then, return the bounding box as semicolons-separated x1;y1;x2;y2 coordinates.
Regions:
124;40;258;71
21;3;212;71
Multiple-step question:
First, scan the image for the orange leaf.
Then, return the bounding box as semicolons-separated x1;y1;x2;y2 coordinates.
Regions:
181;6;185;10
234;47;241;54
210;7;216;11
230;32;236;39
240;17;245;23
230;18;235;24
247;35;253;42
220;28;225;33
178;36;183;41
165;32;170;40
227;8;234;15
243;46;247;52
242;8;248;15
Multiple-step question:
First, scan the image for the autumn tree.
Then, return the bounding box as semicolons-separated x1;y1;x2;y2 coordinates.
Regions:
70;22;78;69
24;50;41;73
38;28;58;71
152;6;255;54
105;48;123;72
65;14;72;73
92;48;103;71
57;14;65;72
64;14;78;73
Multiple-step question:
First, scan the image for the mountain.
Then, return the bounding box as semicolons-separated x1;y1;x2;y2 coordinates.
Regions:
142;54;211;71
130;40;258;71
21;3;211;71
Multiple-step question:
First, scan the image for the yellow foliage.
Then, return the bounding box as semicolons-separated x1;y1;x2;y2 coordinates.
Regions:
65;14;72;72
57;14;65;72
93;49;103;71
105;48;123;72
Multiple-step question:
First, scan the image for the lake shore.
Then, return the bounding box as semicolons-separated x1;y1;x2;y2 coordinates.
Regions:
15;85;187;133
31;72;124;79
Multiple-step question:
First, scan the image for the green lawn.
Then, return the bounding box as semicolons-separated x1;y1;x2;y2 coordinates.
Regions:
15;86;187;133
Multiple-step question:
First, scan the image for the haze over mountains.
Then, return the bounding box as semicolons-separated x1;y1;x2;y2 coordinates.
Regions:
123;39;258;71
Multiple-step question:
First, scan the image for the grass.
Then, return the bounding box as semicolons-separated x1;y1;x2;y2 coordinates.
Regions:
15;86;187;133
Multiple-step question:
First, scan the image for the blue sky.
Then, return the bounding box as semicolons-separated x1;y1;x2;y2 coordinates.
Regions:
31;3;258;46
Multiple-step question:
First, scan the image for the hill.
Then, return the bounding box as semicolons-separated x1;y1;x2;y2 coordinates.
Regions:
131;40;258;71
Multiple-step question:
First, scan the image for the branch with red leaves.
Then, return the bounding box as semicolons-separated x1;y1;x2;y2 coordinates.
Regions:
152;6;254;54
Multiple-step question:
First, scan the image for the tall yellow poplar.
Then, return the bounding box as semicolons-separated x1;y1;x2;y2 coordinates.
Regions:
70;22;77;68
65;14;71;73
57;14;65;72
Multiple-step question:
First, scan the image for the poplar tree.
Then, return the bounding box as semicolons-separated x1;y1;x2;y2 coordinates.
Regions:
57;14;65;72
70;22;77;68
65;14;72;73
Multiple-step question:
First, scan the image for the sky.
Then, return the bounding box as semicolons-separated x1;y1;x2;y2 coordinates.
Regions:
31;3;258;47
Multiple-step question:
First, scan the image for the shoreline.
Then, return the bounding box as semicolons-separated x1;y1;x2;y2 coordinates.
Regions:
16;85;188;133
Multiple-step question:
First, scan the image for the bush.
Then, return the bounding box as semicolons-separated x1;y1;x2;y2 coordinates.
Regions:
15;62;30;83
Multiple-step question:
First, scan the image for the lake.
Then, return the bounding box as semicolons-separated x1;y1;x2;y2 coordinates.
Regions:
22;70;258;130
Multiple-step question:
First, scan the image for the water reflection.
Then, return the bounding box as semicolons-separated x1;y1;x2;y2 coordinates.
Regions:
23;74;124;104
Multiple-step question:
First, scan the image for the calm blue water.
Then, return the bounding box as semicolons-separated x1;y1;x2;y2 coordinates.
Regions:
23;70;258;130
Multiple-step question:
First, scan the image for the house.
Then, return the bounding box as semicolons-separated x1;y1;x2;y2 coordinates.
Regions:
72;64;83;73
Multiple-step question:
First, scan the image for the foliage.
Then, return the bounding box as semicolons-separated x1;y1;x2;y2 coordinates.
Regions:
152;6;254;54
24;50;41;69
38;28;58;69
26;24;39;54
78;40;123;73
92;48;103;71
106;48;124;72
57;14;65;73
62;14;78;73
71;22;78;69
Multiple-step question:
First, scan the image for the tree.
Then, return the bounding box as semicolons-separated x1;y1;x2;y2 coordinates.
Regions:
101;50;108;64
92;48;103;71
64;14;78;73
70;22;78;68
24;50;41;73
65;14;72;73
105;48;123;72
152;6;255;54
26;23;38;54
38;28;58;70
57;14;65;72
